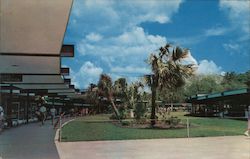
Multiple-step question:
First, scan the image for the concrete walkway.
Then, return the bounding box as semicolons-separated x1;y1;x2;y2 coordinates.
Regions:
0;121;59;159
56;136;250;159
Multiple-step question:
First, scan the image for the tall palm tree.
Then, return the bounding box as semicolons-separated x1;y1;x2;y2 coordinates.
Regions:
98;74;120;120
145;43;196;126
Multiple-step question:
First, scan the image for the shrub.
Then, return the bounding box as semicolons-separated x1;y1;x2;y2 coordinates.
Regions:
121;120;131;126
135;118;147;124
118;105;127;119
109;114;117;120
165;116;181;127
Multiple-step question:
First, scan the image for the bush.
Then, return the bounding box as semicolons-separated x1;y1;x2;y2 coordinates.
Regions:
109;114;118;120
118;105;127;119
109;105;127;120
135;118;147;124
134;102;146;120
165;116;181;127
121;121;131;126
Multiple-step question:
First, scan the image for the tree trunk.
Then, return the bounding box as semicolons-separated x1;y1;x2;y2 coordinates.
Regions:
97;101;101;114
108;94;120;120
150;85;156;126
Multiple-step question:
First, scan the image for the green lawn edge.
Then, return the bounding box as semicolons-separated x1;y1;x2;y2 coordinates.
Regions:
61;114;247;142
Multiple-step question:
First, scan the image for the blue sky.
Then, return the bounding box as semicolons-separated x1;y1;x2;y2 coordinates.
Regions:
62;0;250;89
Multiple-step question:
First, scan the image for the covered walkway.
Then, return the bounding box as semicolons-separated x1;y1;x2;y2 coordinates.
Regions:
0;121;59;159
187;88;250;117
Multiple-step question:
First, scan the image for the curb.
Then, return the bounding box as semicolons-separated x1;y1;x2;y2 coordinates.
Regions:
54;118;76;141
54;118;77;159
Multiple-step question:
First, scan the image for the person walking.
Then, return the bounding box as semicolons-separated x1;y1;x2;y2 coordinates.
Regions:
50;106;57;125
0;105;4;132
244;106;250;137
39;104;47;125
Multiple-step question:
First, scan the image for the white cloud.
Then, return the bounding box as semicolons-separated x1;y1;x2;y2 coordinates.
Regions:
73;0;182;28
71;61;103;88
196;60;223;75
86;33;103;42
170;26;228;46
223;43;249;56
67;0;210;88
180;53;223;76
168;35;204;46
77;27;167;62
223;43;239;51
205;27;228;36
220;0;250;34
111;66;150;74
108;73;142;85
219;1;250;57
70;0;183;35
169;1;250;47
180;52;198;65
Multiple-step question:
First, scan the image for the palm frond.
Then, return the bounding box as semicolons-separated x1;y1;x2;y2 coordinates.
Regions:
172;46;189;61
144;74;153;87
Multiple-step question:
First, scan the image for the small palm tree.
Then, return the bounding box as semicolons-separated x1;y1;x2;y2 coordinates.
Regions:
86;83;100;113
145;43;196;126
113;79;144;118
98;74;120;120
127;82;144;109
113;78;127;99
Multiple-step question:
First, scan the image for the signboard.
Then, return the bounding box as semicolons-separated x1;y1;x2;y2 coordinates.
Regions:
69;85;75;89
60;45;74;57
60;68;69;76
64;79;71;84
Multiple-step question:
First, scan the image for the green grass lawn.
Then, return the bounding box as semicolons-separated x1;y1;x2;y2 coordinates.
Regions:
61;113;247;142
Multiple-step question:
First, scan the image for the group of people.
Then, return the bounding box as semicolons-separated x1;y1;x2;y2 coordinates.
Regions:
35;104;57;126
0;103;75;131
35;104;68;129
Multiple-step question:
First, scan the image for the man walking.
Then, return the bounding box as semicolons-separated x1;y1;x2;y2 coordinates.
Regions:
39;104;47;125
50;106;56;125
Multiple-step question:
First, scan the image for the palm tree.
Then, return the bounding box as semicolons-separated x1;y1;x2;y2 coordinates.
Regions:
127;81;144;109
113;78;144;108
113;78;127;99
86;83;100;113
145;43;196;126
98;74;120;120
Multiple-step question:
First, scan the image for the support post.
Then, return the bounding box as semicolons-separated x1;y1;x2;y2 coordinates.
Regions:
26;91;30;124
7;84;13;127
248;106;250;130
187;117;190;138
59;115;62;142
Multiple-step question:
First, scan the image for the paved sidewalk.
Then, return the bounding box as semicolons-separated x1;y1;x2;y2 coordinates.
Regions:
56;136;250;159
0;121;59;159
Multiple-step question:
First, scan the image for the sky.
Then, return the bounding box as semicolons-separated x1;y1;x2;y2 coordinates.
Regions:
62;0;250;89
